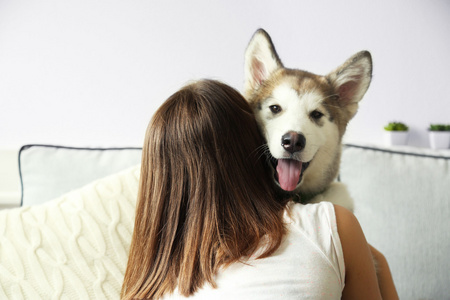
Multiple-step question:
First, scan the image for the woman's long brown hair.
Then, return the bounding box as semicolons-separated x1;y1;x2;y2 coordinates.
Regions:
121;79;288;299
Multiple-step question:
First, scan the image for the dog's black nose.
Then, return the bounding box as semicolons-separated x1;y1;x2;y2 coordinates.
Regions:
281;131;306;153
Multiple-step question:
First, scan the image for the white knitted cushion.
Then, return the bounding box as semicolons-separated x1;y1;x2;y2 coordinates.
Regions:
0;165;140;299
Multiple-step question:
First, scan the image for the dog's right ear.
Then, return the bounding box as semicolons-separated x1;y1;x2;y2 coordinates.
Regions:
244;29;283;97
326;51;373;119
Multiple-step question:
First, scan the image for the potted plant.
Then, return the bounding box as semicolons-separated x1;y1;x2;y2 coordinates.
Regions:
384;122;409;146
428;124;450;149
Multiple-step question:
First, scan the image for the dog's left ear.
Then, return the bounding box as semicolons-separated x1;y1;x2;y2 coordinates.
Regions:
327;51;372;118
244;29;283;98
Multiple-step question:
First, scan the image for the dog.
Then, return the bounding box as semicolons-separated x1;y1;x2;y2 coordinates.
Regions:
244;29;372;211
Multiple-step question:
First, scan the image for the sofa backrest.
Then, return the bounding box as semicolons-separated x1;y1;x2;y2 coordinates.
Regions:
19;145;142;206
340;144;450;300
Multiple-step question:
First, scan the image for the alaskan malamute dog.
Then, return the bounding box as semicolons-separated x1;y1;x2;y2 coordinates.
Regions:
244;29;372;211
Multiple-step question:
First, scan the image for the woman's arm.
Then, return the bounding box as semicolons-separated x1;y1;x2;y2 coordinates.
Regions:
368;244;399;300
334;205;384;300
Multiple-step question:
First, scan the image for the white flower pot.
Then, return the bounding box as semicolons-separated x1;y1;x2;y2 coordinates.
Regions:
384;131;409;146
429;131;450;149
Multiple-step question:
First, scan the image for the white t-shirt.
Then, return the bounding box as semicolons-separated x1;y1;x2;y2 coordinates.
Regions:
162;201;345;300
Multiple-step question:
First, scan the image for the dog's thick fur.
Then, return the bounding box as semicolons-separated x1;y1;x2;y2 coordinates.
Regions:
244;29;372;211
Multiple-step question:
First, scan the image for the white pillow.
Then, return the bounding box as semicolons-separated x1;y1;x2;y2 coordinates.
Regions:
0;165;140;299
19;145;142;206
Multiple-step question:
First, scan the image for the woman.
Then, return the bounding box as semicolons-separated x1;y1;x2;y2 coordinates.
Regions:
121;79;397;299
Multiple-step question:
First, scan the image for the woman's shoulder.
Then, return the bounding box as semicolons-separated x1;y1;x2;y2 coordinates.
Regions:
285;201;340;245
286;201;356;222
285;201;336;224
286;201;360;243
284;201;346;290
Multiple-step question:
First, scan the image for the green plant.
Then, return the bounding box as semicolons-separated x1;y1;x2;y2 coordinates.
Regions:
429;124;450;131
384;122;409;131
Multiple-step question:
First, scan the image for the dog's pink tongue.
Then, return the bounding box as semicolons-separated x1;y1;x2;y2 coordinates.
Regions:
276;159;302;191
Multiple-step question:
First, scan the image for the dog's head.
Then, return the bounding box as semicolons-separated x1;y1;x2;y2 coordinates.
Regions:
244;29;372;195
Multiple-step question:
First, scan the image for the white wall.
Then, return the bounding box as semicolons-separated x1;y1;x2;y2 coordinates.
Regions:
1;0;450;150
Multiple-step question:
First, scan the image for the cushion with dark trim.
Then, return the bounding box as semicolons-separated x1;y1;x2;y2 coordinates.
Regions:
341;143;450;300
19;145;142;206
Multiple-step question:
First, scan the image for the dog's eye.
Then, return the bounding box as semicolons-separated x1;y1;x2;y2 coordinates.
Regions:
310;110;324;120
269;105;282;114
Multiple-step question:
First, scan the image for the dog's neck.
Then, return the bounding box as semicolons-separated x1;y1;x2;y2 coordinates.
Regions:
297;191;323;204
276;188;326;204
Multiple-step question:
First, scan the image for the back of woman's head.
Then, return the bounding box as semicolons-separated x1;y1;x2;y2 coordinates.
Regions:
121;79;287;299
148;79;270;199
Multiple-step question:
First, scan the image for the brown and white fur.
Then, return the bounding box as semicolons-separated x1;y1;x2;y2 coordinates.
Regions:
244;29;372;211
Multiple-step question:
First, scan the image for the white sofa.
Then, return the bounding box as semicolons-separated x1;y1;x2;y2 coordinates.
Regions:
0;144;449;299
340;144;450;300
1;145;141;299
